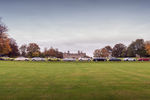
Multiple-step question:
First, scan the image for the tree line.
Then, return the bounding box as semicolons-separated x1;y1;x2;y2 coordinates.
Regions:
19;44;63;58
1;18;150;58
93;39;150;58
0;19;63;58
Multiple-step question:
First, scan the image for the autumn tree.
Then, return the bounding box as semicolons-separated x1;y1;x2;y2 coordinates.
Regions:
104;45;113;57
112;43;127;57
27;43;40;57
55;48;63;58
100;48;109;57
145;41;150;56
43;47;63;58
19;44;27;57
48;47;56;57
93;46;112;58
41;48;48;57
93;49;101;57
8;38;19;57
0;18;11;56
127;39;147;57
105;46;112;52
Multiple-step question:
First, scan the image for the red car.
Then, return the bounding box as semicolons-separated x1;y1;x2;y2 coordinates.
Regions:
138;58;150;61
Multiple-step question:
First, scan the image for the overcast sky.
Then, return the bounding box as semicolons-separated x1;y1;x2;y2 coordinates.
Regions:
0;0;150;56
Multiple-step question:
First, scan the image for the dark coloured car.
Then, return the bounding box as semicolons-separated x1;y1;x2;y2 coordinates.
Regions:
93;58;107;61
109;58;121;61
138;58;150;61
0;58;4;60
48;59;60;61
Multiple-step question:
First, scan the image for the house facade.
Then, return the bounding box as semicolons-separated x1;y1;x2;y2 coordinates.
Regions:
63;51;88;59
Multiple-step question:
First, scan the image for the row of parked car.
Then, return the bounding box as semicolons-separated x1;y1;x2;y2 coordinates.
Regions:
14;57;57;61
93;57;150;61
0;57;150;61
62;57;150;61
0;57;48;61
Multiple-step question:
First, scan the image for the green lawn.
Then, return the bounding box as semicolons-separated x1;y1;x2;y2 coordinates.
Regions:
0;61;150;100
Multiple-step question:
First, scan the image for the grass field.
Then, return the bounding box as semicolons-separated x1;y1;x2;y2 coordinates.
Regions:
0;61;150;100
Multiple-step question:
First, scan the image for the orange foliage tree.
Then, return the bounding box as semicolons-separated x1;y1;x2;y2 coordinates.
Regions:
145;41;150;56
0;19;11;56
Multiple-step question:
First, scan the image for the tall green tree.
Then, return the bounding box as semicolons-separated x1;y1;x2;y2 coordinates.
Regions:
127;39;147;57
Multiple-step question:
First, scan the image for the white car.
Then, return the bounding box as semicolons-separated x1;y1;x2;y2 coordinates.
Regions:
63;58;76;61
123;58;136;61
32;57;45;61
78;58;91;61
15;57;29;61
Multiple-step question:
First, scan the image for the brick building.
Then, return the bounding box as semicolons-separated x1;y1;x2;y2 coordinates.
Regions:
63;51;88;59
